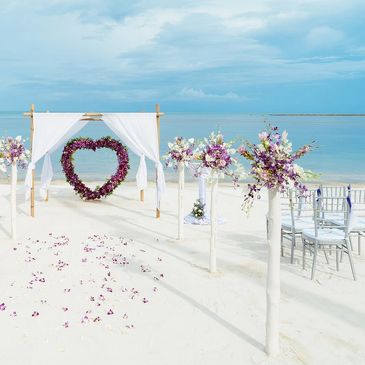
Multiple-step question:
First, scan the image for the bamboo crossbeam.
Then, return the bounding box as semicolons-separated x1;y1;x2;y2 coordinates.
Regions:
79;117;103;121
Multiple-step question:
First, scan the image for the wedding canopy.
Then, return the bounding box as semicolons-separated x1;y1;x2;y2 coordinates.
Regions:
24;105;165;218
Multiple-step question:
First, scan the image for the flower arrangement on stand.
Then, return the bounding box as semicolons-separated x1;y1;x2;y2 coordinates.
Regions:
164;137;195;240
0;136;30;171
164;137;195;170
191;199;205;220
0;136;30;240
195;131;245;273
239;125;313;356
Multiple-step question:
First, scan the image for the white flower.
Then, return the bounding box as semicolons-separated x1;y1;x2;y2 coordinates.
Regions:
282;130;288;143
294;164;304;177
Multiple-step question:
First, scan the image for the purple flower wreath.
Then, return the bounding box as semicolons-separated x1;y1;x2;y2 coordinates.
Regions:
61;136;129;200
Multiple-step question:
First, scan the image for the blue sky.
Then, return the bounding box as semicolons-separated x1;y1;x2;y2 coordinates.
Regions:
1;0;365;112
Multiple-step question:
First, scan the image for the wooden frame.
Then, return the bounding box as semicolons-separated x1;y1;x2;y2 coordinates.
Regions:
23;105;164;218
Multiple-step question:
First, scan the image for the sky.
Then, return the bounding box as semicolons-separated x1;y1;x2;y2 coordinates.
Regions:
1;0;365;112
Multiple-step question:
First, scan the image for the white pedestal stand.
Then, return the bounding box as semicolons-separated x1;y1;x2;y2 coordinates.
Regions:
265;188;281;356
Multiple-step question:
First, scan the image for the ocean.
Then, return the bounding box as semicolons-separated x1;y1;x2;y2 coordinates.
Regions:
1;111;365;183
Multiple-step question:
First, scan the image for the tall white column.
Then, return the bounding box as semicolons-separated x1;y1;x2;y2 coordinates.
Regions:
266;188;281;356
209;174;218;273
11;162;17;240
177;162;184;240
198;173;206;205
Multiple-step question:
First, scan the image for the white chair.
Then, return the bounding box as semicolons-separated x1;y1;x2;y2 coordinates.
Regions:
301;196;356;281
281;190;314;264
346;188;365;255
326;187;365;255
318;185;349;222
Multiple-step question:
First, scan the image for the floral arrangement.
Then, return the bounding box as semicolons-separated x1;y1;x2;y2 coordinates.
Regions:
191;199;205;219
238;125;314;212
195;131;245;185
0;136;30;172
61;136;129;200
164;137;195;169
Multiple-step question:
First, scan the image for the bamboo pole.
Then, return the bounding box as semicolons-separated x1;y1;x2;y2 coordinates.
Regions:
177;162;184;240
140;189;144;202
11;162;17;240
156;104;161;218
30;104;35;217
265;188;281;356
209;174;218;273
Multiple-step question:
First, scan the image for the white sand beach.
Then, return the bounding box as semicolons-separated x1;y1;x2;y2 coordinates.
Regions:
0;182;365;365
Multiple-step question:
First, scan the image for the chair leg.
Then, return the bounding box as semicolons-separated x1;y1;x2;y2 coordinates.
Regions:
281;230;284;257
358;234;361;256
323;248;330;264
348;236;353;251
290;233;295;264
302;240;306;270
336;247;340;271
311;243;318;280
346;239;357;281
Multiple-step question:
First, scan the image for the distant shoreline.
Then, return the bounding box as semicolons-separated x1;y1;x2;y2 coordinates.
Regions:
270;113;365;116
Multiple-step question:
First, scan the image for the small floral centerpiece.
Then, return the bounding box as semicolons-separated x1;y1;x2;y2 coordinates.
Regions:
0;136;30;172
163;137;195;169
238;125;314;212
195;131;245;185
191;199;205;219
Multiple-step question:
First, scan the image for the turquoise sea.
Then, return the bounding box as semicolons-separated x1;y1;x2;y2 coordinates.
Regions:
1;111;365;183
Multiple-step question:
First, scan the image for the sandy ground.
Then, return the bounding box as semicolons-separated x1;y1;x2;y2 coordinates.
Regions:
0;181;364;365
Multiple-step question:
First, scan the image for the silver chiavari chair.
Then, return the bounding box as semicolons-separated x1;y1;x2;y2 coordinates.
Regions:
346;188;365;255
281;189;314;264
301;195;356;280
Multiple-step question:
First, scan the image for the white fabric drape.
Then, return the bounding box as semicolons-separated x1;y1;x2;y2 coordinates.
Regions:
39;120;89;199
25;113;84;198
102;113;166;205
40;153;53;200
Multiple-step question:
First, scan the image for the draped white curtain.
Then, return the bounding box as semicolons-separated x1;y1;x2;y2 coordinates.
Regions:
25;113;84;199
102;113;166;205
39;120;89;199
26;112;165;208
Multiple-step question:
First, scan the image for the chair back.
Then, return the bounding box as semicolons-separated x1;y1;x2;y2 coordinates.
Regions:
319;185;348;198
313;195;350;237
348;188;365;213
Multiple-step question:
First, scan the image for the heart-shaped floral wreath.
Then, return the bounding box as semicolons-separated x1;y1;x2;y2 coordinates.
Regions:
61;136;129;200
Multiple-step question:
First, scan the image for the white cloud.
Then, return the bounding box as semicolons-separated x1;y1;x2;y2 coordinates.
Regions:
178;87;245;101
305;26;345;50
1;0;365;109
